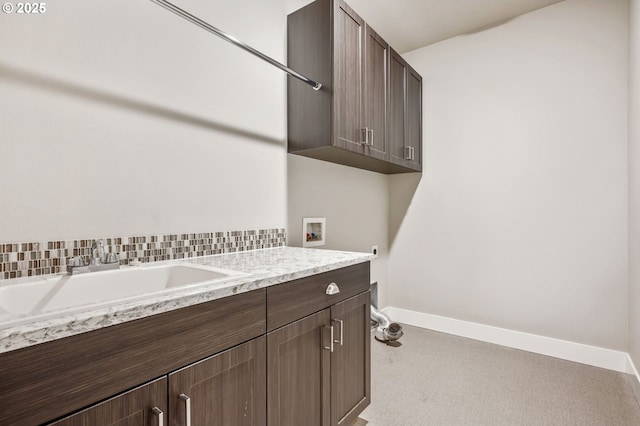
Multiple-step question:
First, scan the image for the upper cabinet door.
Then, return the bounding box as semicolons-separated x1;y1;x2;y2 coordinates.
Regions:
363;24;388;162
388;48;422;171
333;0;365;152
388;48;408;167
406;64;423;170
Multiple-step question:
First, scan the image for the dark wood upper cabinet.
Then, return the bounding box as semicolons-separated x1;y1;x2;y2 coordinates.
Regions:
363;25;389;163
288;0;422;174
333;0;365;153
388;48;408;166
388;48;423;171
406;65;423;170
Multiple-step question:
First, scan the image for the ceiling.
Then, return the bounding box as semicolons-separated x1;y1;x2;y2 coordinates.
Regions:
288;0;565;53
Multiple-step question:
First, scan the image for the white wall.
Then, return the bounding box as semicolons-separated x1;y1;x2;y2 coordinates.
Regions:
629;0;640;370
287;155;389;305
390;0;629;350
0;0;288;242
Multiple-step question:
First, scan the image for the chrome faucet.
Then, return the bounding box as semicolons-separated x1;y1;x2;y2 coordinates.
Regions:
67;239;120;275
91;239;106;265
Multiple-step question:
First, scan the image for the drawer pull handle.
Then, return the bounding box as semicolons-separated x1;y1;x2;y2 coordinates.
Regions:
326;282;340;295
152;407;164;426
180;393;191;426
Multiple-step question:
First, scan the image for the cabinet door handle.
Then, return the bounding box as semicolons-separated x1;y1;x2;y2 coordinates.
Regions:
325;282;340;295
361;127;369;145
152;407;164;426
405;146;416;160
333;319;344;346
323;325;334;352
180;393;191;426
368;129;374;147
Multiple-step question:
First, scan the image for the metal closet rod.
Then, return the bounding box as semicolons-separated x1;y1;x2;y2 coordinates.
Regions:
150;0;322;91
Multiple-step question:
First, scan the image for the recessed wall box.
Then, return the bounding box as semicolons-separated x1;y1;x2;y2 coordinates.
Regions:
302;218;326;247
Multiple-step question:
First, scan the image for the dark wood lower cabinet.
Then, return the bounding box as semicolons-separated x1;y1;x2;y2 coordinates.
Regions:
49;377;167;426
1;289;266;426
47;290;370;426
7;263;370;425
169;336;266;426
267;309;332;426
267;291;371;426
49;338;267;426
331;292;371;426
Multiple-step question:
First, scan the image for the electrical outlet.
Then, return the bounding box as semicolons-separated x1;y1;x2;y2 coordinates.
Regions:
371;245;378;258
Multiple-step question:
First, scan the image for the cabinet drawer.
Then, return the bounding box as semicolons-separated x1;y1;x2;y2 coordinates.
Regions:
267;262;370;331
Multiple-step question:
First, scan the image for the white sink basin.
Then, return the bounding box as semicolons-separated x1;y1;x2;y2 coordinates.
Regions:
0;263;247;327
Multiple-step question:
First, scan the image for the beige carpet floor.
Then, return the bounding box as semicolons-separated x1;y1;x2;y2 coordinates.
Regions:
359;324;640;426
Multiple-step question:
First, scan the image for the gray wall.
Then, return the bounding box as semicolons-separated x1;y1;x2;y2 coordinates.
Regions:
391;0;629;350
287;155;390;305
0;0;289;242
629;0;640;371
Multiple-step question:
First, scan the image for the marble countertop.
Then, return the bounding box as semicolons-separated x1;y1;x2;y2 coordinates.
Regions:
0;247;373;354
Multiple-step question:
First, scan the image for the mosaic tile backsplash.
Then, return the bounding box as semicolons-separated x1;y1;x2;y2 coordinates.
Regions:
0;228;286;280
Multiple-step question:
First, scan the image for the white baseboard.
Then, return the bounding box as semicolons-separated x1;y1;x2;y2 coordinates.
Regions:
383;306;634;374
628;354;639;378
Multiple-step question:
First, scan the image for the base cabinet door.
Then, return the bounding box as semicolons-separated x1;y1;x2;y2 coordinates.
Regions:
266;291;371;426
169;336;267;426
331;292;371;426
267;309;332;426
49;377;167;426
